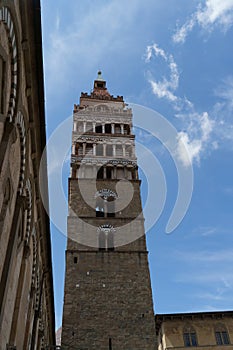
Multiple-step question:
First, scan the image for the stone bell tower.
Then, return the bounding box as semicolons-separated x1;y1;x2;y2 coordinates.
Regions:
61;72;156;349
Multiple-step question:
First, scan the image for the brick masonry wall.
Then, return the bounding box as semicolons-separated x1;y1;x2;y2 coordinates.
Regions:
62;250;156;349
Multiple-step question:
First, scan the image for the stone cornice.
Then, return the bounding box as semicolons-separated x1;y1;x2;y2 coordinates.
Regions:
155;311;233;335
73;134;135;143
73;114;132;124
71;156;137;167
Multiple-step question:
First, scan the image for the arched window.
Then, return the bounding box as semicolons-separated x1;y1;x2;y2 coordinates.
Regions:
215;324;230;345
95;190;117;218
98;225;115;251
97;167;104;179
183;326;197;347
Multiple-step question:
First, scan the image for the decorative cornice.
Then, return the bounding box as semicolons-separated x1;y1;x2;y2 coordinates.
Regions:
71;156;137;168
73;115;132;124
155;311;233;322
97;224;116;234
73;135;135;144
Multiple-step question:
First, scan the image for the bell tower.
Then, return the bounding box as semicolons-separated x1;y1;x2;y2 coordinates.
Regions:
61;72;156;349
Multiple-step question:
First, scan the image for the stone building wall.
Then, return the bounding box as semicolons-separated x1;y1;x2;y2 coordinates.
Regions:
0;1;55;349
62;74;156;349
156;311;233;350
62;249;155;349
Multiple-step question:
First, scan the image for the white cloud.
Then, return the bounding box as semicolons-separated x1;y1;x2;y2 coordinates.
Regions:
173;0;233;44
145;43;216;166
145;43;168;62
197;0;233;29
176;112;214;166
145;43;179;103
212;76;233;144
173;16;196;44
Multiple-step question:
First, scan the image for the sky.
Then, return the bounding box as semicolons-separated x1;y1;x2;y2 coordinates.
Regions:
41;0;233;329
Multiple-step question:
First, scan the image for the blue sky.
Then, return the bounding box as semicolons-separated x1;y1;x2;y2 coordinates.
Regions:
41;0;233;329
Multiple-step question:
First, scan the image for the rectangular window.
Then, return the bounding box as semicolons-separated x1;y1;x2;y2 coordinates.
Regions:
184;332;197;347
115;124;121;134
106;167;112;179
191;333;197;346
216;331;230;345
215;332;222;345
106;145;113;156
184;333;191;347
95;125;102;133
222;331;230;345
105;124;111;134
96;144;103;156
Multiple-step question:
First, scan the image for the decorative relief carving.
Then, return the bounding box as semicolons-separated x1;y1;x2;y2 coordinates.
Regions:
15;111;26;194
108;159;136;167
95;104;110;112
95;189;118;200
31;227;38;289
74;115;132;124
97;224;116;234
74;135;134;144
0;7;18;122
25;179;32;244
71;155;137;167
75;104;131;115
76;136;108;143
